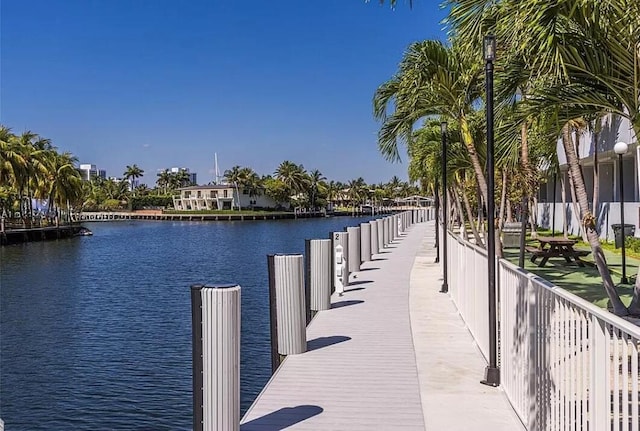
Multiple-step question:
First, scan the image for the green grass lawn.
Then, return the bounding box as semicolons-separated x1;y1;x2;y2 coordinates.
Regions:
503;239;638;310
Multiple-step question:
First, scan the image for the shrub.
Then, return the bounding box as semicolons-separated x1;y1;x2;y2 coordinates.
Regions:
130;195;174;210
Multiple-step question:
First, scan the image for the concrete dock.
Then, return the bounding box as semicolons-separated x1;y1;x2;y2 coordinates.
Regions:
240;220;524;430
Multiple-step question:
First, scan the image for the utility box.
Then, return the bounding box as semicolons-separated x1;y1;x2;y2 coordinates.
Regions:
502;222;523;248
612;224;635;248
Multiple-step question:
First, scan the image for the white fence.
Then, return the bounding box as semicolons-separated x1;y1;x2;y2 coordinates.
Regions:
446;230;490;361
446;230;640;431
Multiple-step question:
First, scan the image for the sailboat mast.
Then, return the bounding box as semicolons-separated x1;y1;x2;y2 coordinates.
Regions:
214;153;220;184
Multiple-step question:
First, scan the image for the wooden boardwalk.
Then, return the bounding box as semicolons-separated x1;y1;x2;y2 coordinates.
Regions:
240;222;429;430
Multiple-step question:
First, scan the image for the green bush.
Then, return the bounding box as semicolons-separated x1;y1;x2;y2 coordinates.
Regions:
625;236;640;254
101;199;123;210
130;195;174;210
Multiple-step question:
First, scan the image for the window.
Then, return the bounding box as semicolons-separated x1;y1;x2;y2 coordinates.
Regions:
223;190;228;198
197;191;201;198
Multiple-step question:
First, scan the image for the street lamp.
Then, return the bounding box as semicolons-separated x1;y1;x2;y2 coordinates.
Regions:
481;34;500;387
614;141;629;284
440;121;449;293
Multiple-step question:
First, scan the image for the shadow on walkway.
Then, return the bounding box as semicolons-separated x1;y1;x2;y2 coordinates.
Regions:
331;299;364;309
241;405;323;430
307;335;351;351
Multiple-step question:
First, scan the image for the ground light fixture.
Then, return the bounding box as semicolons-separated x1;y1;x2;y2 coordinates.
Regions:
614;141;629;284
440;121;449;293
481;34;500;387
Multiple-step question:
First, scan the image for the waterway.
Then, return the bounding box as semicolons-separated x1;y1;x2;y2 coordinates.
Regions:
0;216;375;430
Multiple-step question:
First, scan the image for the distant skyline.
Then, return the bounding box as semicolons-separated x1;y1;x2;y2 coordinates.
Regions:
1;0;447;185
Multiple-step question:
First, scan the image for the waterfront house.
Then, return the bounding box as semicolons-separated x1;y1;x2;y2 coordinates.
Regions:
536;114;638;239
172;185;279;211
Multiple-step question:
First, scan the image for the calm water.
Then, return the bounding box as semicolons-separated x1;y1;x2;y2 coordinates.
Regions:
0;216;375;430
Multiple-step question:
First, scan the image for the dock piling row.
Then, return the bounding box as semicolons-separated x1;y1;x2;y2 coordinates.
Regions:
191;209;431;428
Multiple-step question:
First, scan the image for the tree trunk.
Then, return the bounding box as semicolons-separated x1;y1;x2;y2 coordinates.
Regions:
460;115;489;210
498;169;508;231
476;182;485;242
462;188;483;246
592;131;599;230
529;196;538;238
568;165;589;242
452;186;467;240
560;172;568;239
562;124;628;315
506;198;513;222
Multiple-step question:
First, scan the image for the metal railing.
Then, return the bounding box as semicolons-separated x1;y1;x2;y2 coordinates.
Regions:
446;229;640;431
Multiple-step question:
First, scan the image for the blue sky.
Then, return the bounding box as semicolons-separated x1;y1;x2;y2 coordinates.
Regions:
1;0;446;186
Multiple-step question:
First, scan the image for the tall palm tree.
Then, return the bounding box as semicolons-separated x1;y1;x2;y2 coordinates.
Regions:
123;164;144;195
274;160;309;198
374;40;488;207
47;152;82;221
308;169;326;210
156;169;172;194
0;127;25;201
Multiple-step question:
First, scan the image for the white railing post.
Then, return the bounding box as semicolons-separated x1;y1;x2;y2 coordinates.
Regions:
590;316;610;431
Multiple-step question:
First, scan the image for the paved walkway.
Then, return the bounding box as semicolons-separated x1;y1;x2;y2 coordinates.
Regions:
241;220;525;430
410;222;525;430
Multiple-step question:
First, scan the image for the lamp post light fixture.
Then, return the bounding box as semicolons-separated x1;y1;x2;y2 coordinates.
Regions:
481;34;500;388
440;121;449;293
614;141;629;284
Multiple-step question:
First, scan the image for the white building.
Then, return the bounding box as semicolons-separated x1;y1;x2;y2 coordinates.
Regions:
79;163;106;181
537;114;638;239
172;185;279;211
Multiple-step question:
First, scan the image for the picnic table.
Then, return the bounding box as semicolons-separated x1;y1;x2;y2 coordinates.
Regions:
525;236;591;267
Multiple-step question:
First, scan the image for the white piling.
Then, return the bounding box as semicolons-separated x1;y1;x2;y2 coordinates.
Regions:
346;226;361;273
191;283;241;431
270;254;307;355
360;222;371;262
306;239;332;314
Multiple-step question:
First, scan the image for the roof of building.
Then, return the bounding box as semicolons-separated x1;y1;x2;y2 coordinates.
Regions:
178;184;234;191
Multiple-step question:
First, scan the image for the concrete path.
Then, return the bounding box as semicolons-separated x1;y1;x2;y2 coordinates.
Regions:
410;221;525;430
241;220;525;430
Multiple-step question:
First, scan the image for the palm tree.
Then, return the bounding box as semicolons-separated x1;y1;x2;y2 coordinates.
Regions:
123;164;144;195
308;169;326;210
274;161;310;202
347;178;366;215
47;152;82;222
449;0;640;315
156;169;172;194
0;127;25;205
373;40;488;207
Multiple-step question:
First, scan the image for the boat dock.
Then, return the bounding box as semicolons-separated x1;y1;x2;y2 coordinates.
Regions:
0;224;85;246
76;211;328;222
240;220;523;430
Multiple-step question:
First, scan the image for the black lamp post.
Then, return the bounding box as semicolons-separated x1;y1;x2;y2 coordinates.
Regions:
481;34;500;387
434;182;440;263
440;121;449;293
614;141;629;284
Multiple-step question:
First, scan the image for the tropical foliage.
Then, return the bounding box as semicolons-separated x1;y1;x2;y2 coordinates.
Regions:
374;0;640;315
0;126;82;222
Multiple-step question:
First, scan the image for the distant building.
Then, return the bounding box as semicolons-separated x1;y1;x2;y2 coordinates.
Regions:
79;163;106;181
173;185;279;210
170;167;197;185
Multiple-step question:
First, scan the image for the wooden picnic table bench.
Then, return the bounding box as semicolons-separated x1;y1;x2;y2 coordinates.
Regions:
527;237;591;267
